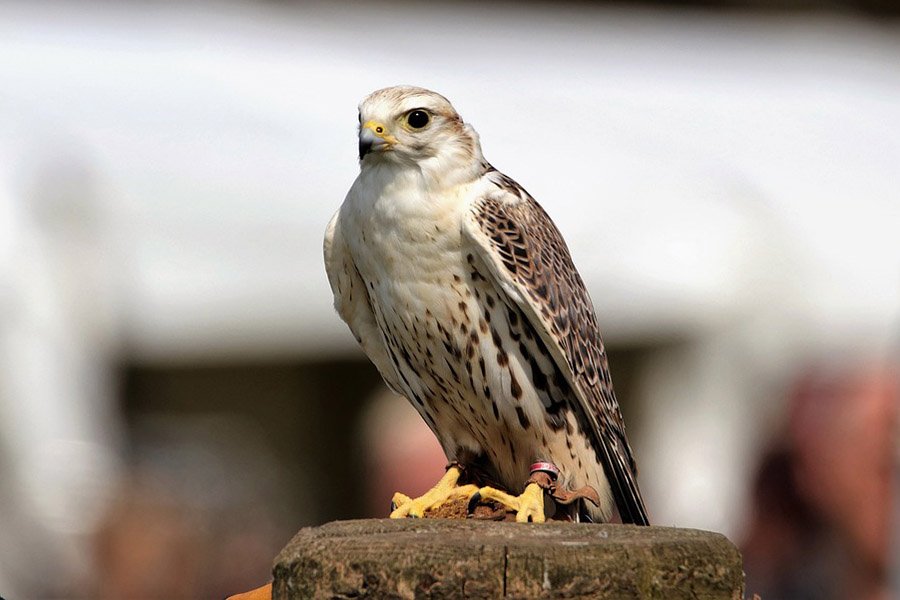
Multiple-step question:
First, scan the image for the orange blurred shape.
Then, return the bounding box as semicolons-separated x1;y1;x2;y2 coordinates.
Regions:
226;582;272;600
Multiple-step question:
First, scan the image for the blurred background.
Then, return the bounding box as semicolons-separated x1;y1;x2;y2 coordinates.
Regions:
0;0;897;598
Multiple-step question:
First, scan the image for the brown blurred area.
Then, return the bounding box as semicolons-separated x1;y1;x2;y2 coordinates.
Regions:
89;360;383;599
741;363;898;600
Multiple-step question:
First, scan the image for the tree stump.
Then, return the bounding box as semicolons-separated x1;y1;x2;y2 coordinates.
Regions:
273;519;743;599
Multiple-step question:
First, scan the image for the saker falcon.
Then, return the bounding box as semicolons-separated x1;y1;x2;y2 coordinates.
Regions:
324;85;649;525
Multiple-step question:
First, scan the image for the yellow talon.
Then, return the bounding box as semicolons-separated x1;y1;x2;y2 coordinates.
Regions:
471;482;546;523
390;492;413;511
389;466;478;518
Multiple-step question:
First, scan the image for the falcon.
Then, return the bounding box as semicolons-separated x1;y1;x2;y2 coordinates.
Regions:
324;85;649;525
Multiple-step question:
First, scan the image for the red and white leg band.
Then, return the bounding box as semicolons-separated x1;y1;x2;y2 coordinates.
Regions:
529;462;560;481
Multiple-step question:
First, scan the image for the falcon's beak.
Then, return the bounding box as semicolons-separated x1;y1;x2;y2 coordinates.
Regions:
359;121;394;159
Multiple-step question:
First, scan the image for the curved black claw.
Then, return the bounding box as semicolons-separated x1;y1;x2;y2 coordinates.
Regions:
466;491;483;515
390;500;398;512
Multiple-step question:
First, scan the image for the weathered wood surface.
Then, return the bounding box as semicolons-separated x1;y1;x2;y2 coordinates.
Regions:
273;519;743;599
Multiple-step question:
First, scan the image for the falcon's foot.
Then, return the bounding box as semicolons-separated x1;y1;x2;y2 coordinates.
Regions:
389;466;478;519
468;483;546;523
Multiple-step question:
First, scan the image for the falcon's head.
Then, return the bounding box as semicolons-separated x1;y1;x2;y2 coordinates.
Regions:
357;86;482;174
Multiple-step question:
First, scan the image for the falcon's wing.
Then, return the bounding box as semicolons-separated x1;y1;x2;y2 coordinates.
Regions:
324;210;403;395
462;174;649;525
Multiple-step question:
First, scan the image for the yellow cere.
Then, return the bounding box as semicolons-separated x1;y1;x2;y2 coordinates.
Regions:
362;120;397;144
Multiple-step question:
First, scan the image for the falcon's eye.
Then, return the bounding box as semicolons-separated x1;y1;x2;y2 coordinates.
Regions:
406;110;430;129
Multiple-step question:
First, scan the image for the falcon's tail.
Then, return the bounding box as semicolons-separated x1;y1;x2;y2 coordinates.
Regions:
606;445;650;526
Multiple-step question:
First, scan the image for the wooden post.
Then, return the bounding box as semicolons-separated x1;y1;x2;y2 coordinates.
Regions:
273;519;744;599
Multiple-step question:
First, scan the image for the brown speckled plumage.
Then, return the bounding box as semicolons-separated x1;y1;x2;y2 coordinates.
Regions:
325;86;648;524
466;165;648;525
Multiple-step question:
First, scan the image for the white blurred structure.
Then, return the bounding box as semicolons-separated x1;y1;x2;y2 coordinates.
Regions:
0;0;898;593
0;128;123;594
